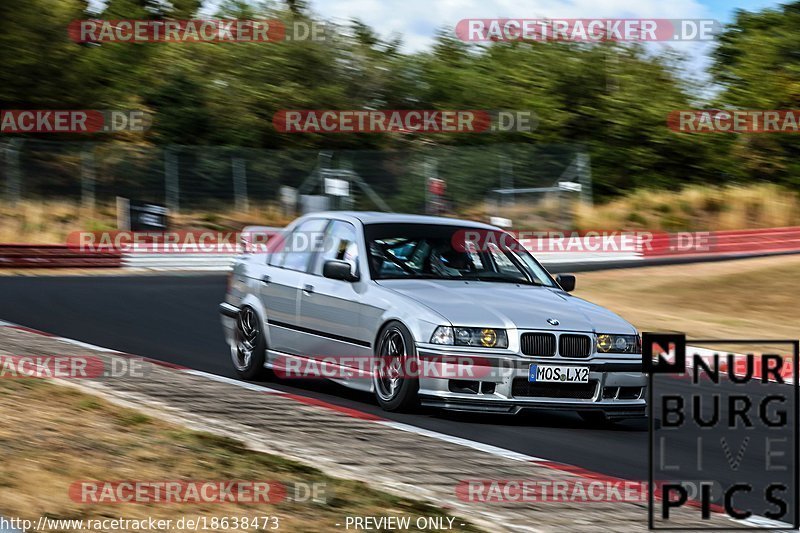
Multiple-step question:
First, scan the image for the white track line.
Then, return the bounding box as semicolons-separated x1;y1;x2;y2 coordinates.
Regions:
732;514;794;529
57;337;124;354
183;369;285;394
376;419;545;463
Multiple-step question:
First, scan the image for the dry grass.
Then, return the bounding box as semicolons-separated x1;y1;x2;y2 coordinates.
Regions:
0;200;105;244
573;184;800;231
3;184;799;244
171;202;294;233
460;195;568;229
460;184;800;231
0;379;476;532
0;200;293;244
573;254;800;347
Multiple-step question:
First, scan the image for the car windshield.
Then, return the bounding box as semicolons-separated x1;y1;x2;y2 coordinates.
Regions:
365;223;557;287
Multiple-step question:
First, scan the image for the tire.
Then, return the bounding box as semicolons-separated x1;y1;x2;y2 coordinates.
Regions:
372;321;419;412
231;305;269;381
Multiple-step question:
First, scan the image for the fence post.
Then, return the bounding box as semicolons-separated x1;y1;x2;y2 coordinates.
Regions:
499;155;513;209
577;152;592;206
423;157;438;215
232;157;249;212
5;139;21;205
165;147;179;213
116;196;130;231
81;147;96;212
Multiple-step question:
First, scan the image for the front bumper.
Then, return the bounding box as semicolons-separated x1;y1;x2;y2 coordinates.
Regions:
416;344;647;418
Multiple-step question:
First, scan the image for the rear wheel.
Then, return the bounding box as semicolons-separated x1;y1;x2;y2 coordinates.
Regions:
231;306;269;380
373;322;419;412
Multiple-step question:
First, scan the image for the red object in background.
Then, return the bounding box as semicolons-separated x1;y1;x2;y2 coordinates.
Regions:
429;178;446;196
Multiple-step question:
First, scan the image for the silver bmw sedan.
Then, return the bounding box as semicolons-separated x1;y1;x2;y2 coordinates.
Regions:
220;212;646;423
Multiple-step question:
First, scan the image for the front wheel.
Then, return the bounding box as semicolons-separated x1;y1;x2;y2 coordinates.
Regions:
372;322;419;412
231;306;269;381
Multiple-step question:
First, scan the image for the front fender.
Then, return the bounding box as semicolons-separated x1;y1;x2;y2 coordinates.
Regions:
368;286;452;350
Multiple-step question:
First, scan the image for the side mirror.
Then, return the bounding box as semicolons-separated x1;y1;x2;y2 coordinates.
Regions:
556;273;576;292
323;260;359;282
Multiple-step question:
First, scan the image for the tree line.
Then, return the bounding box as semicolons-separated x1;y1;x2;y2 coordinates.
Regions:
1;0;798;200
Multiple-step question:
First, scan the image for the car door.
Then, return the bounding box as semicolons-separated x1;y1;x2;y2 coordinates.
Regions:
295;220;373;364
260;218;328;354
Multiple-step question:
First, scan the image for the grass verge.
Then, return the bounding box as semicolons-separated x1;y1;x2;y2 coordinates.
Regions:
0;379;478;532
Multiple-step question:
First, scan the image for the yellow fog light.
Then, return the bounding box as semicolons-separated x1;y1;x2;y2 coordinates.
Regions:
597;334;612;352
480;329;498;347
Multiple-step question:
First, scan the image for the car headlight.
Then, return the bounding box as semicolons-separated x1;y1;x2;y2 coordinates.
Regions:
430;326;508;348
430;326;454;345
596;333;641;354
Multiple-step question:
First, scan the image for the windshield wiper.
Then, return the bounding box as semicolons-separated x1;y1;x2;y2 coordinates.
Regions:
461;274;540;285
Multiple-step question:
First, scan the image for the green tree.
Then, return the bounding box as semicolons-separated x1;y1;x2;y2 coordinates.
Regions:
712;2;800;186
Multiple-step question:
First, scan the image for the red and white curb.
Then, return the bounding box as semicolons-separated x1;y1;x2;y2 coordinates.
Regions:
0;320;793;530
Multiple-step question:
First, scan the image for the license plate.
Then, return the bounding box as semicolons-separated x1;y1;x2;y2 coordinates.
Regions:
529;364;589;383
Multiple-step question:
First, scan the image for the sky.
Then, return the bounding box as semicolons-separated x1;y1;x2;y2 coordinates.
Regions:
90;0;786;48
300;0;785;84
304;0;782;52
89;0;788;80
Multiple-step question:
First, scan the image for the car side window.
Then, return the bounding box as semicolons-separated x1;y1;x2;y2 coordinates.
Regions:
273;218;329;272
313;220;359;276
267;230;289;267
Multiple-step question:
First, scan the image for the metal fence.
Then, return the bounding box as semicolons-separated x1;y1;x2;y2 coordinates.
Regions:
2;139;592;226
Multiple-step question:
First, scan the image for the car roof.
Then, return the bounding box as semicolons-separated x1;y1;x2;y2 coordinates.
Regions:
306;211;500;230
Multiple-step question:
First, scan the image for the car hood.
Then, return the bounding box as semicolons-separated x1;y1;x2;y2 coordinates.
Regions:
377;279;635;334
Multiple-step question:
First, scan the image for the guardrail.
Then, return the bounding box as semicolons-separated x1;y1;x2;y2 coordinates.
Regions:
644;227;800;257
122;253;236;271
0;245;122;268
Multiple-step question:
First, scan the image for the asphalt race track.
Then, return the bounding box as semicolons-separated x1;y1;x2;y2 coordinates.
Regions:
0;275;795;521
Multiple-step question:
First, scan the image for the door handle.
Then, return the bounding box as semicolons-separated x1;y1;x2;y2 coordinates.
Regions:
261;275;271;285
303;284;314;295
